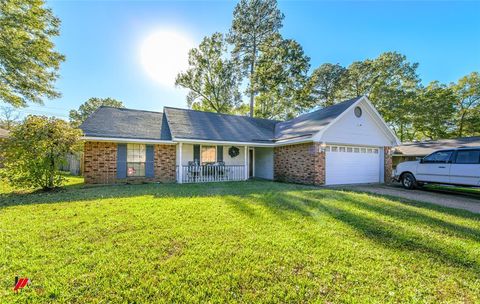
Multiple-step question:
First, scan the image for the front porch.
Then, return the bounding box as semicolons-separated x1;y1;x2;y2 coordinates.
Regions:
176;143;273;183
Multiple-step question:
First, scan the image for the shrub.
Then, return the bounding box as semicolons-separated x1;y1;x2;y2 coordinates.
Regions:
0;115;82;190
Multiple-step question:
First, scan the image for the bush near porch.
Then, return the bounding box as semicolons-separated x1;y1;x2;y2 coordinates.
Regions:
1;177;479;302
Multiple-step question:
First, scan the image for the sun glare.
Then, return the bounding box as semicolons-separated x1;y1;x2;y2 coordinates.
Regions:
140;30;194;87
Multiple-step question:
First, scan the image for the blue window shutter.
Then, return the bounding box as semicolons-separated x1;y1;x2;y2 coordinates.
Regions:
217;145;223;162
193;145;200;164
146;145;154;178
117;144;127;178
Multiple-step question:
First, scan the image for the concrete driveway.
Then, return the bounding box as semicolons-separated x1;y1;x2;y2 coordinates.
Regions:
341;184;480;214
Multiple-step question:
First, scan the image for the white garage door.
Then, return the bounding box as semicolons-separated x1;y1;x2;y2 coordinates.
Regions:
326;146;380;185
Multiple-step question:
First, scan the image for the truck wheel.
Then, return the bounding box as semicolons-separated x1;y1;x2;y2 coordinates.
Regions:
401;173;417;190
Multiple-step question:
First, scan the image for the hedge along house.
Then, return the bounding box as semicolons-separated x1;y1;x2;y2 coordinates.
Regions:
80;96;400;185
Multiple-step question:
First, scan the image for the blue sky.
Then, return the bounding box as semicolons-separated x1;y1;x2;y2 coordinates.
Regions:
18;0;480;119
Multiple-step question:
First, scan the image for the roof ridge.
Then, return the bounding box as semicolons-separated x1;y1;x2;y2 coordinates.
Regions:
164;106;280;123
99;105;163;115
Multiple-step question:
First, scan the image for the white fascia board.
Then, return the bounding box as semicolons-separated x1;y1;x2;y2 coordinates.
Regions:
172;137;275;147
173;137;314;147
362;97;401;146
313;96;401;146
83;136;176;145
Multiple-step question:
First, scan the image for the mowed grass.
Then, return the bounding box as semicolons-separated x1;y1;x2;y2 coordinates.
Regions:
1;178;480;303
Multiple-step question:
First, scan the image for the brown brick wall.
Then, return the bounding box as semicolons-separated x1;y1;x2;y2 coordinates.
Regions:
274;143;325;185
154;144;177;183
83;141;177;184
84;141;117;184
384;146;393;184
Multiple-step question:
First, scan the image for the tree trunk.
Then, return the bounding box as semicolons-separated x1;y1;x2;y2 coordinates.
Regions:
249;44;257;117
400;123;404;143
47;156;55;190
458;111;466;137
249;62;255;117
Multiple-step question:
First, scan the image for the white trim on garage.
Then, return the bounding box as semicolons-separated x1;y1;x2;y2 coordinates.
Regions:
325;145;381;185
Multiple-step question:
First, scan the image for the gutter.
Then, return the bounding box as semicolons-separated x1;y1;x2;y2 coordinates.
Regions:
83;135;315;147
82;136;176;145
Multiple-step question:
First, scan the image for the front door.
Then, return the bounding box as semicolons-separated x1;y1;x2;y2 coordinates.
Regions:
249;149;254;178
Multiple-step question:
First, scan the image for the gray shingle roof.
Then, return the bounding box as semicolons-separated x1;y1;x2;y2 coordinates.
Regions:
275;97;362;140
164;107;277;143
394;136;480;156
80;97;362;143
80;107;172;140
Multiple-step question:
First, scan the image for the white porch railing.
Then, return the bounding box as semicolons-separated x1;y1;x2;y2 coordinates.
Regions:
177;165;246;183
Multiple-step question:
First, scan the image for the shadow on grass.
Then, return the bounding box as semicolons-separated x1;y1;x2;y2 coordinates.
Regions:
285;191;480;274
0;180;315;209
3;179;480;275
224;187;480;275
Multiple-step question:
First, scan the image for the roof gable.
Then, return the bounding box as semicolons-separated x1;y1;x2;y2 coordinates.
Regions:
275;97;362;141
314;96;400;146
80;107;172;141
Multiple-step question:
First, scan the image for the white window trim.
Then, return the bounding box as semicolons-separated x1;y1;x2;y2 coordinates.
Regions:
127;143;147;177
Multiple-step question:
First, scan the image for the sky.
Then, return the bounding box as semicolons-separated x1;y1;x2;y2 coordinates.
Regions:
14;0;480;120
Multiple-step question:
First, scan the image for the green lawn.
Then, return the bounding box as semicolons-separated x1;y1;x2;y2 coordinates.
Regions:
1;177;479;303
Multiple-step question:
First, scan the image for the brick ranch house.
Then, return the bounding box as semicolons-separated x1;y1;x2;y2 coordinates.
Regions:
80;96;400;185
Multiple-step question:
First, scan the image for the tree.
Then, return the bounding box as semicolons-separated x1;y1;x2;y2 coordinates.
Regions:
310;63;346;107
253;34;311;120
228;0;284;117
0;106;20;130
175;33;242;113
339;52;421;141
0;115;82;190
69;97;124;127
412;82;456;140
0;0;65;107
452;72;480;137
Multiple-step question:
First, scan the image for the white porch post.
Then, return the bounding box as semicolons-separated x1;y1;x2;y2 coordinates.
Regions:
244;145;248;180
178;142;183;184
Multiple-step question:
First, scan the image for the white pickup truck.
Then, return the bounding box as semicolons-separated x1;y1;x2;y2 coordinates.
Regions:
394;148;480;189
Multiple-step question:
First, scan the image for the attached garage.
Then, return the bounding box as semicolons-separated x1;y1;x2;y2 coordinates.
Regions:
325;145;381;185
275;96;399;186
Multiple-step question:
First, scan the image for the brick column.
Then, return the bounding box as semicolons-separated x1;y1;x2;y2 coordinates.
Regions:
154;144;177;183
313;143;326;185
384;146;393;184
274;142;325;185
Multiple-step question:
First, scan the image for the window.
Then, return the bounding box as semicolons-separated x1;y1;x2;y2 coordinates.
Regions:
127;144;146;177
423;151;452;164
201;145;216;164
455;150;480;164
354;106;362;118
